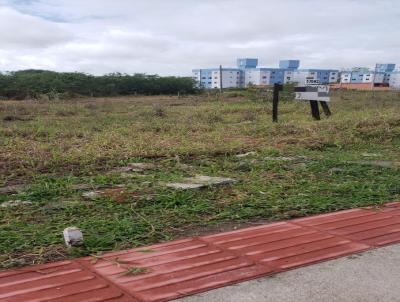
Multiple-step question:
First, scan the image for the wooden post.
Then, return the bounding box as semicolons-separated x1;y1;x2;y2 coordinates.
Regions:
272;84;282;122
319;101;331;117
310;100;321;120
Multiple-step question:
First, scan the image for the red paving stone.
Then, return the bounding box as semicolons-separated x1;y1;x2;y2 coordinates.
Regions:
1;202;400;302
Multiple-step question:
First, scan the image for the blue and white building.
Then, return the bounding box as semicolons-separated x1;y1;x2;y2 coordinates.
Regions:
389;70;400;90
192;68;241;89
192;58;339;89
340;64;396;85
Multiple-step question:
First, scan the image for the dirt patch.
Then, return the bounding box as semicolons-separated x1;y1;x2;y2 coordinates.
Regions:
0;245;67;270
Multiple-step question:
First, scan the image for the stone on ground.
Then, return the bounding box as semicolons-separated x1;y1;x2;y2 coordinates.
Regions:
1;200;32;208
63;227;84;247
188;175;236;185
166;175;236;190
166;183;206;190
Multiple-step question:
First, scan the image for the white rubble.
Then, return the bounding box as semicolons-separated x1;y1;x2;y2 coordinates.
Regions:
63;227;84;247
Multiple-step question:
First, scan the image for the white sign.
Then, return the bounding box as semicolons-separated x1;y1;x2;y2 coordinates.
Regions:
305;79;320;86
295;85;330;102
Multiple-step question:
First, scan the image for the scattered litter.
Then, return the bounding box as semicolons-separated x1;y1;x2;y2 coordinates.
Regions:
1;200;32;208
236;152;257;158
347;160;400;168
166;175;236;190
63;227;84;247
0;184;25;195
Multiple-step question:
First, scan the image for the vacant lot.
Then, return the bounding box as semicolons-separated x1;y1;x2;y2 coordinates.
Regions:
1;90;400;269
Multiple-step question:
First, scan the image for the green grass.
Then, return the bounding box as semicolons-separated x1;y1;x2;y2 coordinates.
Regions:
0;91;400;269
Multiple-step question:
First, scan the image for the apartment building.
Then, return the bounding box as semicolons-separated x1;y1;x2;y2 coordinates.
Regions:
193;59;338;89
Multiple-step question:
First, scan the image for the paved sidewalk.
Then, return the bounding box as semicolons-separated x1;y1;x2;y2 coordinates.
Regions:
1;202;400;302
179;243;400;302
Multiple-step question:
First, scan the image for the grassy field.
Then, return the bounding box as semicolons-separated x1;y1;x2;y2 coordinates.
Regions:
1;90;400;269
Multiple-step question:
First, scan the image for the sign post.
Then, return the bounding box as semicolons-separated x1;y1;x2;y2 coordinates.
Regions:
272;83;283;122
294;79;331;120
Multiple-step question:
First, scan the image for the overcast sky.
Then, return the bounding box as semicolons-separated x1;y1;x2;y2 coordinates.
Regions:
0;0;399;76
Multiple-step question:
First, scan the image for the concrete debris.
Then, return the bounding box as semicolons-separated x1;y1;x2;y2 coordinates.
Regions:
236;152;257;158
1;200;32;208
63;227;84;247
166;183;206;190
0;184;25;195
188;175;236;185
166;175;236;190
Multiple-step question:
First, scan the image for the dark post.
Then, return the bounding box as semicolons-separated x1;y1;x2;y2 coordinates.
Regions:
272;84;282;122
310;100;321;120
319;101;332;117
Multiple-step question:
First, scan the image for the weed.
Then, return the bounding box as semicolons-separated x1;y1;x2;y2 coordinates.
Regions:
120;266;149;276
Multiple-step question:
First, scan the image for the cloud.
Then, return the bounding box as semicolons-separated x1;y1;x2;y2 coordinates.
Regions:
0;0;399;75
0;7;72;49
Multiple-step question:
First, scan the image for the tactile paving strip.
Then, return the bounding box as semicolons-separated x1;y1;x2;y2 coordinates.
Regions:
1;202;399;302
0;261;134;302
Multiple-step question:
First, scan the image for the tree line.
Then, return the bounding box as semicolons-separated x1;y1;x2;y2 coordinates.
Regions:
0;70;197;100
